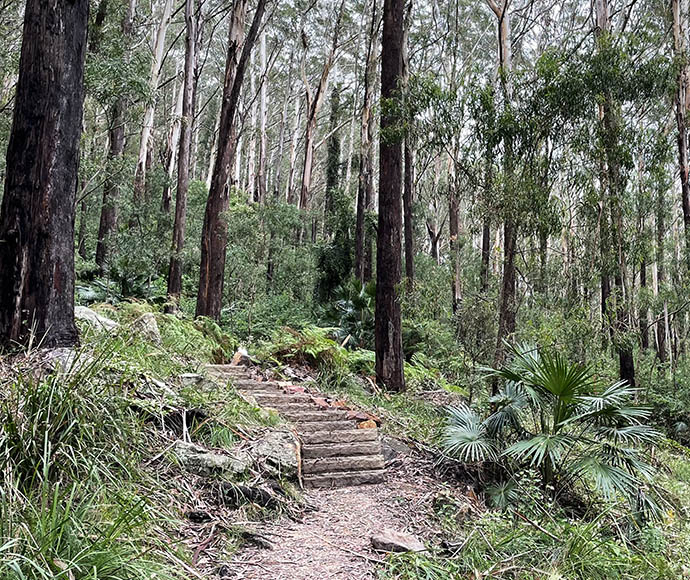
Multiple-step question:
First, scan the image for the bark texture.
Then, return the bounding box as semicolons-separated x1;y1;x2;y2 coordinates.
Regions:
168;0;199;302
355;0;377;283
0;0;89;348
196;0;266;319
375;0;405;392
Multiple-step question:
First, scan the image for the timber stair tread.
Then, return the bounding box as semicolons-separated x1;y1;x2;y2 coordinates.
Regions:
204;363;386;488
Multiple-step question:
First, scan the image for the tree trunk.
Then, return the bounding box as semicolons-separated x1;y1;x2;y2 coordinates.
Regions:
375;0;405;392
298;0;345;213
597;0;635;386
247;54;257;202
355;0;377;283
196;0;267;320
78;199;89;261
273;51;295;198
134;0;174;206
95;100;126;273
0;0;88;348
480;151;493;293
449;186;461;313
640;257;649;351
673;0;690;269
95;4;135;273
488;0;515;394
162;68;184;213
257;31;268;203
286;95;302;204
324;88;341;234
657;183;667;362
402;1;414;290
167;0;199;304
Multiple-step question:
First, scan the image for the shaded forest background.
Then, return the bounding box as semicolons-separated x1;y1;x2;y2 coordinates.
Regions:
0;0;689;417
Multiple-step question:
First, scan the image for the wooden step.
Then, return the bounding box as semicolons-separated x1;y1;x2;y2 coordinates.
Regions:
304;469;385;488
302;441;382;458
300;429;379;445
298;421;357;432
302;454;385;474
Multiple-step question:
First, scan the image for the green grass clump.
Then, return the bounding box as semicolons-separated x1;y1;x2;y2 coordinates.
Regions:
0;343;186;578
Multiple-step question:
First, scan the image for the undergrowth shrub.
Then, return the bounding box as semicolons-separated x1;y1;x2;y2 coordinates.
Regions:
444;343;663;519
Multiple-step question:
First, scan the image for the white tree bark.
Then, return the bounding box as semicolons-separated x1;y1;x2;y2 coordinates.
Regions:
134;0;174;197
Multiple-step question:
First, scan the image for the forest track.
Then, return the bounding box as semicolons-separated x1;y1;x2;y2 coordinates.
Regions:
205;363;387;488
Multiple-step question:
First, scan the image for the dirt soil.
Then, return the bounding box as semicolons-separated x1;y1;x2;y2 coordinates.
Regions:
223;457;457;580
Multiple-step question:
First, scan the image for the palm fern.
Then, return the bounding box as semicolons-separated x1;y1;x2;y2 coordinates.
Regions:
444;343;661;517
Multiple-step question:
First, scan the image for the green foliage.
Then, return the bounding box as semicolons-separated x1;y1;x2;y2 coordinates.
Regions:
0;481;178;580
322;278;376;348
380;509;683;579
444;344;661;517
315;188;355;302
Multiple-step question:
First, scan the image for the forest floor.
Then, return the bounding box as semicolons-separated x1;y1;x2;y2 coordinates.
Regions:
225;453;456;579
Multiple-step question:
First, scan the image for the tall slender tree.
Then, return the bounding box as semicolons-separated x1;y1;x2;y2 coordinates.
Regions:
0;0;89;348
673;0;690;267
196;0;268;320
488;0;516;395
95;1;136;274
355;0;378;283
375;0;405;392
167;0;200;305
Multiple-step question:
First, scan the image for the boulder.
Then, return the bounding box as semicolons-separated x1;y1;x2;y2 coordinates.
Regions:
245;430;299;478
381;436;413;464
178;373;205;386
231;347;252;366
37;347;94;376
131;312;162;345
75;305;119;332
371;529;426;553
173;440;250;477
178;373;217;391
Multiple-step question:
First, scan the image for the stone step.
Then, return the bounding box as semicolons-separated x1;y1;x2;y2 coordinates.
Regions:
205;364;251;376
283;410;349;423
233;379;282;391
302;441;382;459
302;454;385;474
298;421;356;432
300;429;379;445
258;402;320;414
304;469;386;488
253;393;312;405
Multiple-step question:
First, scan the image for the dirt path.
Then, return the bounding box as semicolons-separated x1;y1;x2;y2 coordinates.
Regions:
225;463;440;580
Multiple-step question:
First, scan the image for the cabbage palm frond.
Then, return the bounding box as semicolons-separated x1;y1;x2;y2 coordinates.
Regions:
488;343;594;405
444;405;498;463
503;433;574;468
593;424;661;445
486;381;528;435
597;444;656;481
568;456;638;500
577;380;639;412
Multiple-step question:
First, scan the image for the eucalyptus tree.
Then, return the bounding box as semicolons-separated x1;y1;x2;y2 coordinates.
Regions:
672;0;690;268
0;0;88;347
95;0;137;275
168;0;202;305
196;0;268;320
376;0;406;391
354;0;379;283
